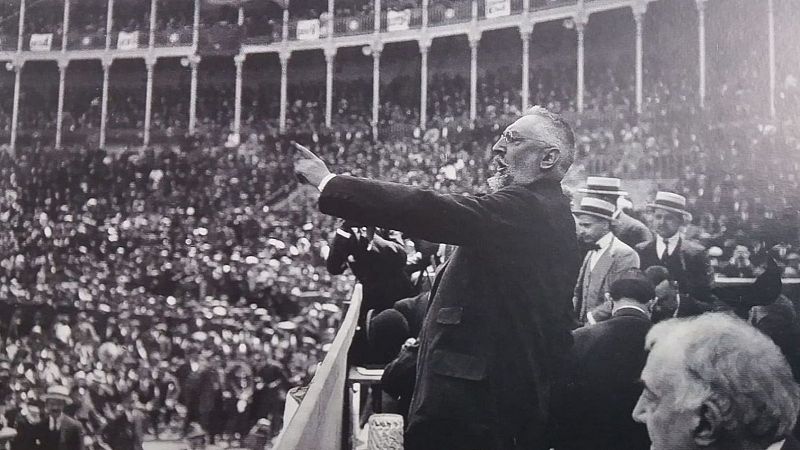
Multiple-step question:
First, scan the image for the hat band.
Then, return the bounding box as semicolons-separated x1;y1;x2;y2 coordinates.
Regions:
586;184;621;192
654;199;686;211
577;204;614;218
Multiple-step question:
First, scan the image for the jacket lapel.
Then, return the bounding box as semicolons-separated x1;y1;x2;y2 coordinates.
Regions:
590;241;615;288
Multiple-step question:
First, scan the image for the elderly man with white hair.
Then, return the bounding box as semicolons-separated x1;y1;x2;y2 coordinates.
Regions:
633;312;800;450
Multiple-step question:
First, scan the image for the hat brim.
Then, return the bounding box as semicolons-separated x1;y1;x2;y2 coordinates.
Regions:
572;209;614;221
41;394;72;404
647;203;693;222
577;188;629;196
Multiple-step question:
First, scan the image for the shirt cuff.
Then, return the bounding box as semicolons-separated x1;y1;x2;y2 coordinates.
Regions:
317;173;336;192
335;229;352;239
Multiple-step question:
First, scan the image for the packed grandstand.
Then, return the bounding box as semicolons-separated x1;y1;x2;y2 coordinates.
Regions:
0;0;798;447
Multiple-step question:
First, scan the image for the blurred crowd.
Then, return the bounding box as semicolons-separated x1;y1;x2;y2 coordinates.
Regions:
0;0;798;447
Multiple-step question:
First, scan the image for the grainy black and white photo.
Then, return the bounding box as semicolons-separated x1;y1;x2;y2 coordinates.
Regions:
0;0;798;448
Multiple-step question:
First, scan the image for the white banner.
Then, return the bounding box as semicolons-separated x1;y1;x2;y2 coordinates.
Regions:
485;0;510;18
386;9;411;31
296;19;320;41
29;33;53;52
117;31;140;50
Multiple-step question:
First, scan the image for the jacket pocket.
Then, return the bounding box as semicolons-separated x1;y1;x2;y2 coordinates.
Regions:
435;307;463;325
429;349;487;381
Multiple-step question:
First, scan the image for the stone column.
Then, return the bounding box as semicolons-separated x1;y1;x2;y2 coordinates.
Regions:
419;37;431;129
55;59;69;149
99;57;112;147
324;47;337;128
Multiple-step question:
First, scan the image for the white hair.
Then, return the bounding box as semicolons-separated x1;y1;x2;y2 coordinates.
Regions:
646;312;800;445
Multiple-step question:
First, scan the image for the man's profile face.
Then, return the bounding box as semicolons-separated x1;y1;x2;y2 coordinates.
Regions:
652;210;682;238
488;115;552;191
633;348;698;450
575;214;609;244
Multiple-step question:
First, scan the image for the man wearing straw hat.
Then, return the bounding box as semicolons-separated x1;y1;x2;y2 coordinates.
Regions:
636;191;713;303
572;197;640;324
37;385;84;450
578;176;652;248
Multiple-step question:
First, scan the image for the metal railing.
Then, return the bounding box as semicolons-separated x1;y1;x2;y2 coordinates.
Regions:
65;30;105;50
428;0;472;26
333;15;375;36
0;34;19;51
154;26;193;47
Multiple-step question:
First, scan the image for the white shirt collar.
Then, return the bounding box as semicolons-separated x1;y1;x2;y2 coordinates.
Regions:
612;305;650;317
50;414;62;430
595;232;614;251
656;232;681;257
589;233;615;271
766;439;785;450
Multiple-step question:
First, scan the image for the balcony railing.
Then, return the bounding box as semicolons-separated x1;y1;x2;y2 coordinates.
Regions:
333;15;375;36
0;34;18;51
154;26;193;47
66;30;106;50
2;0;588;54
428;1;472;26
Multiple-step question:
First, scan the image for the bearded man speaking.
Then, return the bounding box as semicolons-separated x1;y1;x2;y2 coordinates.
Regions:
293;106;580;450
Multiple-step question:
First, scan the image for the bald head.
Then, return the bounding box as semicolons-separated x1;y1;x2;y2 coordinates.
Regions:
520;106;575;179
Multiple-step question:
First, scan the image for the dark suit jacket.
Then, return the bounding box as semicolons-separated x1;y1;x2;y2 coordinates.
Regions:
550;307;652;450
612;211;653;248
102;411;146;450
783;435;800;450
319;175;580;436
34;415;83;450
327;227;415;323
636;236;713;302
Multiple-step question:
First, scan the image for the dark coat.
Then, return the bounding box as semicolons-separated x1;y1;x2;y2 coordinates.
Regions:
34;415;83;450
319;175;580;439
326;226;415;323
611;211;652;248
102;411;146;450
551;307;652;450
636;237;713;302
783;435;800;450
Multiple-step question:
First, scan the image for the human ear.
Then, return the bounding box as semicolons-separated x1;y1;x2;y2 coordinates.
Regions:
540;148;561;170
694;400;723;447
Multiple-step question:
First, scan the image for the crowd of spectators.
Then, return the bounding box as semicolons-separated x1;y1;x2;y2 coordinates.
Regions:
0;1;799;447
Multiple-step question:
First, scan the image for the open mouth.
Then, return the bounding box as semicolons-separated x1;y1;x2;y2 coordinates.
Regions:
494;158;509;175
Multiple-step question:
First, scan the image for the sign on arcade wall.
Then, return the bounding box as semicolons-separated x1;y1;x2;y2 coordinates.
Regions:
29;33;53;51
386;9;411;31
117;31;140;50
296;19;321;40
485;0;511;18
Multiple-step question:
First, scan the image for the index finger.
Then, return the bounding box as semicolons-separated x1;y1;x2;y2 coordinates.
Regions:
290;141;318;158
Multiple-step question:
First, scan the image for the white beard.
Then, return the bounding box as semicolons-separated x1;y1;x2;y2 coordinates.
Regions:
487;173;513;192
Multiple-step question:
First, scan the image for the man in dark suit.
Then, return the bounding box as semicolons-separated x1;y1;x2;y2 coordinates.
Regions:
37;386;83;450
633;313;800;450
326;222;415;324
552;272;653;450
578;177;652;248
572;197;640;324
636;191;713;303
327;222;416;364
294;106;580;449
102;391;146;450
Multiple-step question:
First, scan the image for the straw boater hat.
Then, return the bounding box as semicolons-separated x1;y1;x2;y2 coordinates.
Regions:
41;385;72;404
578;176;629;197
647;191;693;222
572;197;616;221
